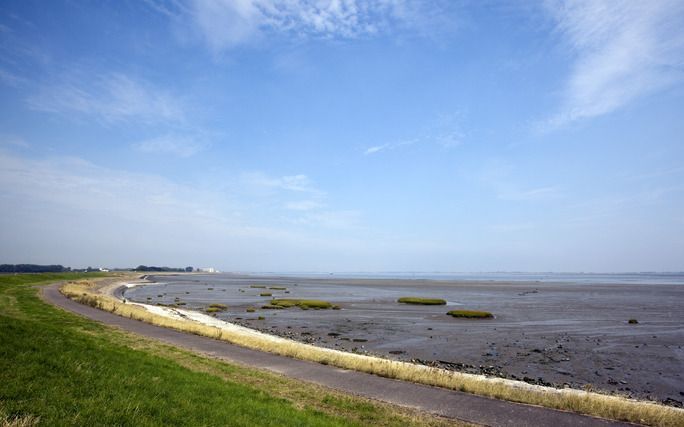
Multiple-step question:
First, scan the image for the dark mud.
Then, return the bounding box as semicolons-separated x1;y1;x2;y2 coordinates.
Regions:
124;274;684;406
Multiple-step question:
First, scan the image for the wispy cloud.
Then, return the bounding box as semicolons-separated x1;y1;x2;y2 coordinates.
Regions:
0;135;30;149
132;134;210;158
27;73;185;126
292;209;361;229
0;149;361;251
498;186;561;201
363;140;415;155
243;172;324;194
488;222;535;233
0;149;215;227
0;68;29;87
478;159;561;202
284;200;323;211
364;111;465;155
152;0;451;53
542;0;684;128
364;144;389;155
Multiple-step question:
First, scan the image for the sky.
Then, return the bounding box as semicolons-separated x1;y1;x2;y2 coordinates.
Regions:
1;0;683;272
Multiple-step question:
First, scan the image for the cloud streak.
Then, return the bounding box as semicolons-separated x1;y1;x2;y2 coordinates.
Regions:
497;186;561;201
284;200;323;211
27;73;185;126
543;0;684;128
363;140;415;155
133;134;210;157
363;112;465;155
243;172;325;194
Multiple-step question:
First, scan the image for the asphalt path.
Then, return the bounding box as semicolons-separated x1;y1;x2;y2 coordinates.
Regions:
42;283;636;427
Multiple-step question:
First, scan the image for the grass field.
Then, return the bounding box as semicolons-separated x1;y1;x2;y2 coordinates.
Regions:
0;273;461;427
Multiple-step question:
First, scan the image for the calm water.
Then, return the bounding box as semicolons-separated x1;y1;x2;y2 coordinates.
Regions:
250;271;684;285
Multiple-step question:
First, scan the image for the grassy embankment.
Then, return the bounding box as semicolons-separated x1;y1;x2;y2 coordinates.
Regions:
61;279;684;427
0;273;463;427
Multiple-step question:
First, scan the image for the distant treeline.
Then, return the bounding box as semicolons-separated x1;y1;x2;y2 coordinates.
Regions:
0;264;70;273
134;265;193;272
1;264;194;273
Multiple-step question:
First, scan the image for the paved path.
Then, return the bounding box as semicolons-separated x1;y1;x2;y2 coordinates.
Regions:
42;283;636;427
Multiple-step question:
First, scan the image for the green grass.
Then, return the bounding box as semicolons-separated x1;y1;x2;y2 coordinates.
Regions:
209;303;227;309
0;273;460;427
397;297;446;305
269;286;287;290
250;285;267;289
260;292;273;297
446;310;493;319
269;299;337;310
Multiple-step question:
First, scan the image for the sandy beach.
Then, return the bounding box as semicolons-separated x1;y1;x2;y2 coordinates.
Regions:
123;273;684;406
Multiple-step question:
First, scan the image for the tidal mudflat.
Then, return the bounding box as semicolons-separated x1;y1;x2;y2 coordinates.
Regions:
124;273;684;406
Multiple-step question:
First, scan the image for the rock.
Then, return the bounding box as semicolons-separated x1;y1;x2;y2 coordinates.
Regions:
662;398;683;408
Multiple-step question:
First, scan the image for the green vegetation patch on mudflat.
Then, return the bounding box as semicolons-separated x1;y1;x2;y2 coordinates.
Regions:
446;310;493;319
209;303;227;309
269;286;287;290
0;274;455;427
269;299;337;310
250;285;267;289
398;297;447;305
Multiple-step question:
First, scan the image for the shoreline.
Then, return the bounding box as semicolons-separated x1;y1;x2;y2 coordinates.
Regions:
105;277;617;400
56;274;684;425
128;273;684;406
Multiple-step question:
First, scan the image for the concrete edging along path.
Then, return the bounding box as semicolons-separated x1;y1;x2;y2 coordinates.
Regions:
42;283;635;427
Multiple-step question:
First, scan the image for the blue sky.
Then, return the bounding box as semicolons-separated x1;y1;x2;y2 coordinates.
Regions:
1;1;683;272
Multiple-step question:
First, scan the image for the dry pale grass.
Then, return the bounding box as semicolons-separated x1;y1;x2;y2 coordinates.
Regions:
0;414;40;427
60;280;684;427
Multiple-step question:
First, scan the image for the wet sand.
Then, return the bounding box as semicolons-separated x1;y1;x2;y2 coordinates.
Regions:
124;274;684;406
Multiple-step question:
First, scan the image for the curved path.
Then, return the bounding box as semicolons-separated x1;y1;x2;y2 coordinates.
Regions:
43;283;635;427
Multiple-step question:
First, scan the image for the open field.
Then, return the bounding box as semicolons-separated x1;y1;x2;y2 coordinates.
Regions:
64;275;684;426
0;273;463;427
